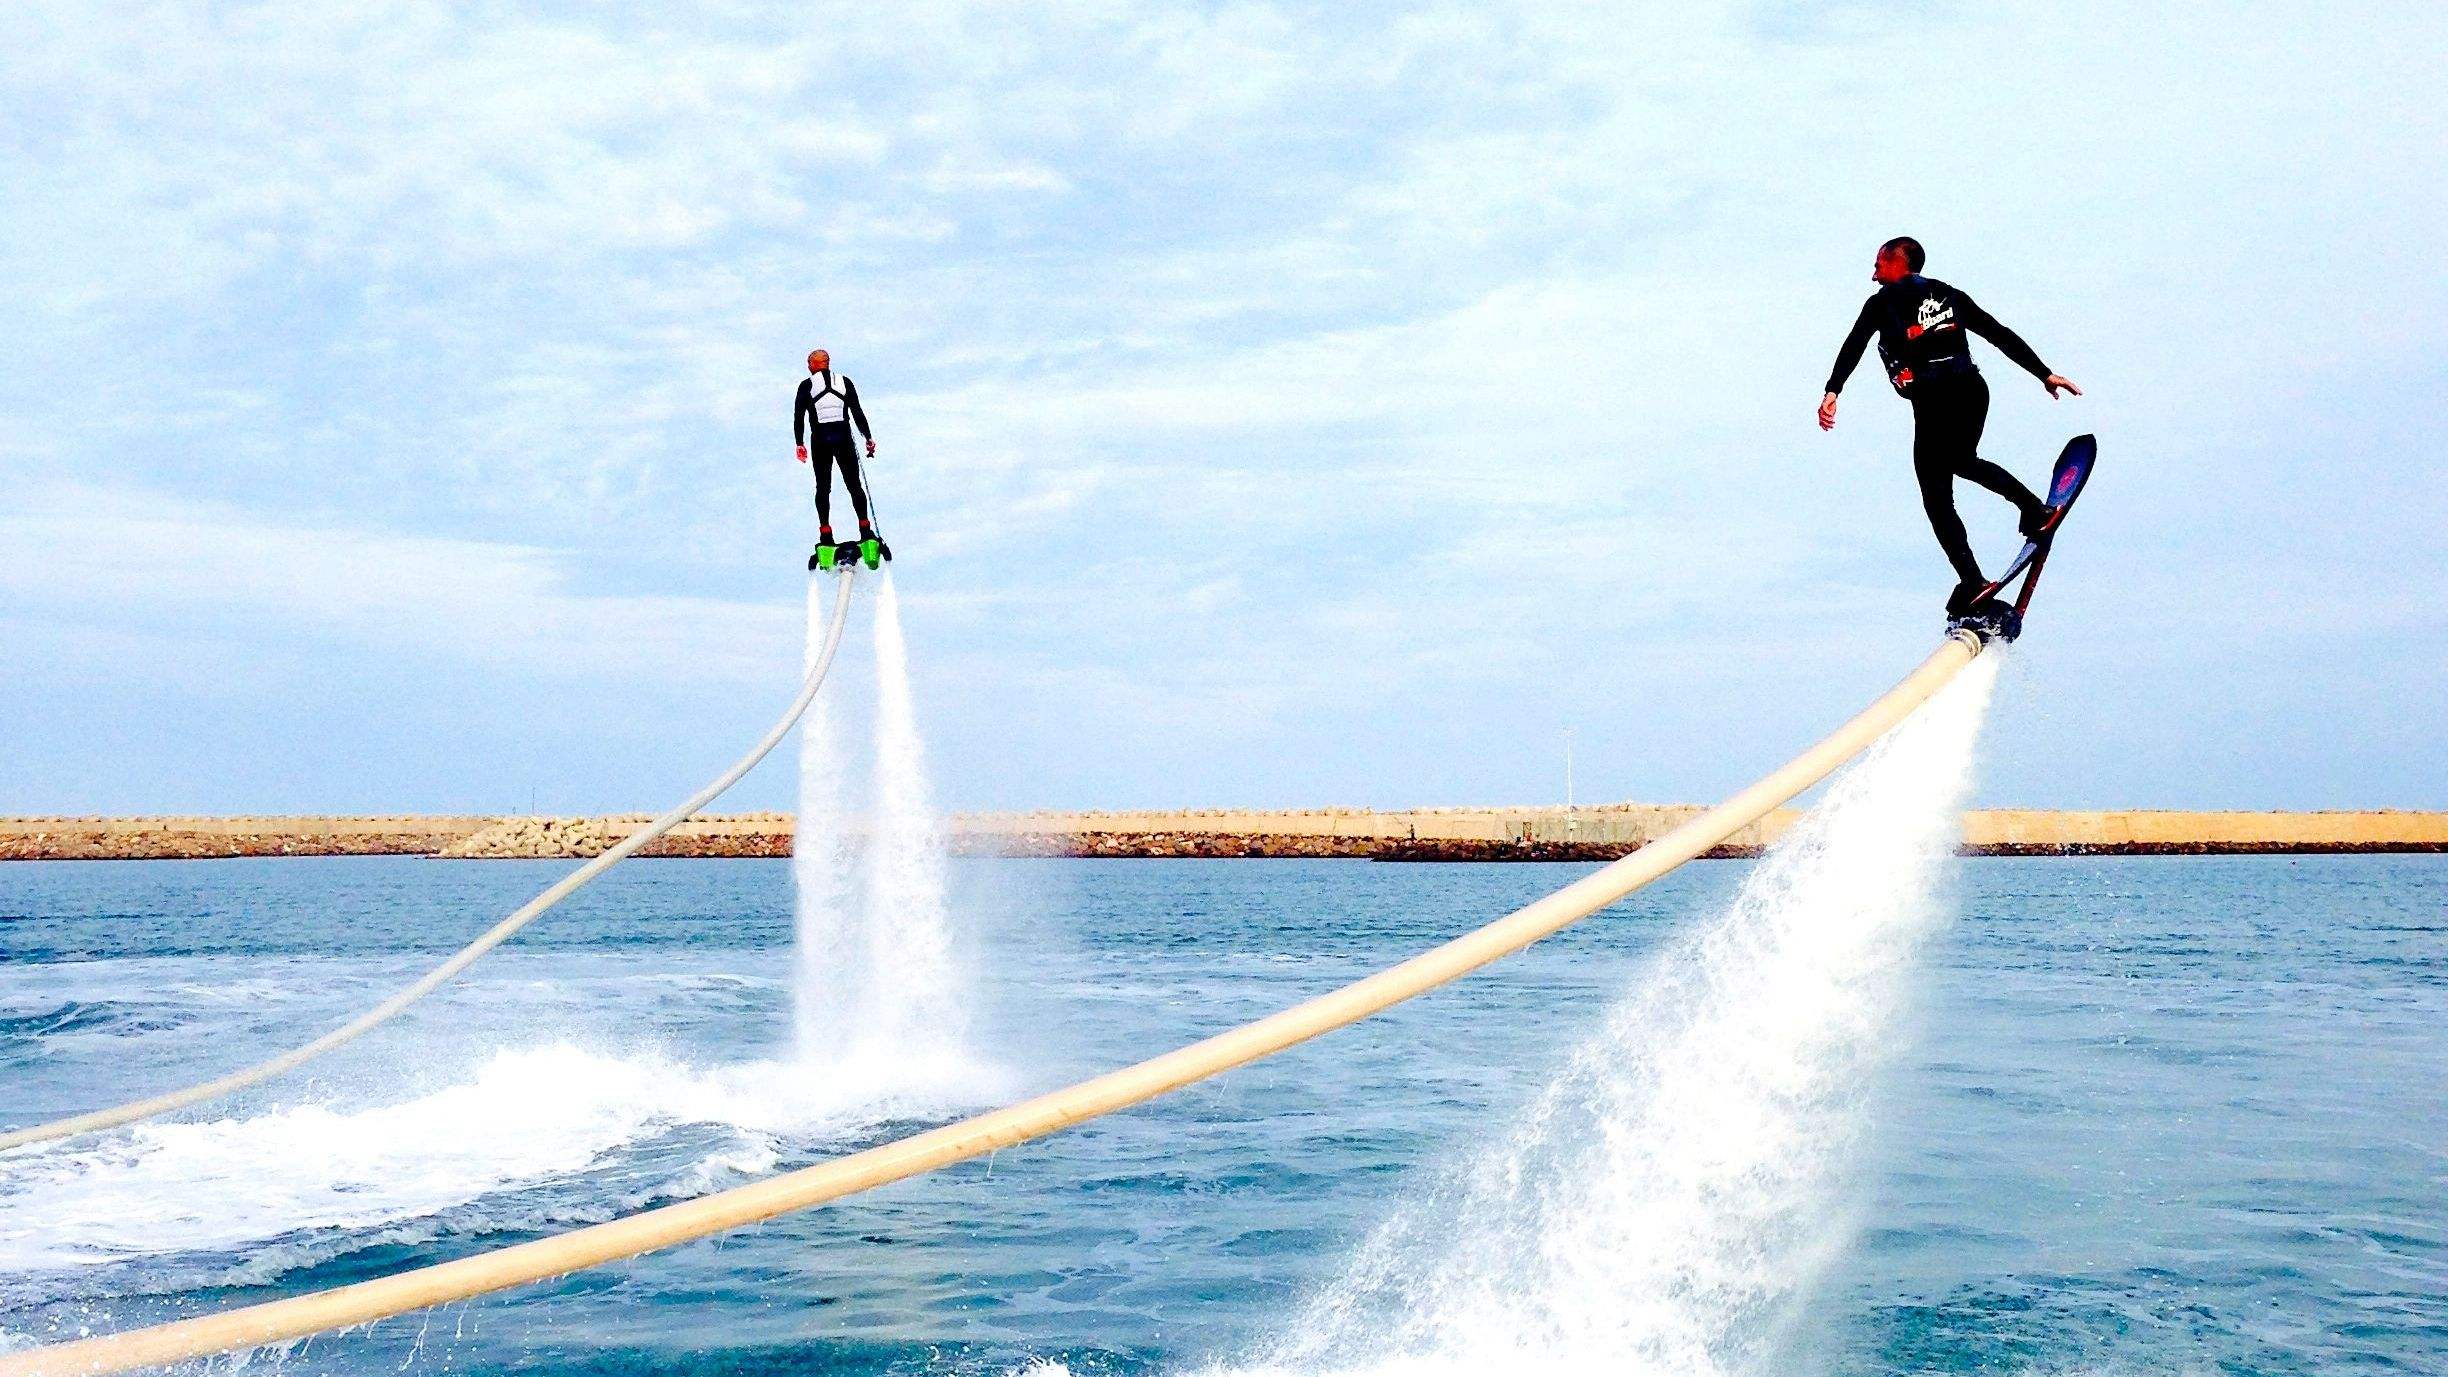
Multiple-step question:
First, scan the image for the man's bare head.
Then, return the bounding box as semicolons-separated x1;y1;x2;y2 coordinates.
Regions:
807;349;831;373
1873;237;1925;285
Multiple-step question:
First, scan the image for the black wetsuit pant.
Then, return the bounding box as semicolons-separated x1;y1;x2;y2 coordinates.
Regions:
808;421;873;535
1909;372;2041;585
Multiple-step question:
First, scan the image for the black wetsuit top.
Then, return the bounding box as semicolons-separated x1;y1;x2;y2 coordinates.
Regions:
1824;275;2052;398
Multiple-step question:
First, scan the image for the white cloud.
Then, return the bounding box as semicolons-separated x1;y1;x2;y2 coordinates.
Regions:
0;485;799;685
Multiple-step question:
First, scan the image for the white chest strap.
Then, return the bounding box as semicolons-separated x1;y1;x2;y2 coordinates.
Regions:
809;372;850;424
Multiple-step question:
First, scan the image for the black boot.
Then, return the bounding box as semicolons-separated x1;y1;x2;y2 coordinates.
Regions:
1946;576;1989;618
2018;501;2052;540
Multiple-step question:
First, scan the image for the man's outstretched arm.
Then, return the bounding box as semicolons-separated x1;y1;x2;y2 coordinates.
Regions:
845;379;875;455
1961;294;2082;398
1819;299;1876;430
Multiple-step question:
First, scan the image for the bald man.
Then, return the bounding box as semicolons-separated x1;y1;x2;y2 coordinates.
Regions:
1819;237;2081;614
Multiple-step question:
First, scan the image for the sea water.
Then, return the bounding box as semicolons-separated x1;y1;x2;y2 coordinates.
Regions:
1;847;2440;1372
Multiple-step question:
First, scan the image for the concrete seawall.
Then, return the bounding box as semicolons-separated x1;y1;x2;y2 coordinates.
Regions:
3;807;2443;861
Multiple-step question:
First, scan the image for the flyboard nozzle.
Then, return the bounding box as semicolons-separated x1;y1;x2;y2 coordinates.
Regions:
1946;600;2019;646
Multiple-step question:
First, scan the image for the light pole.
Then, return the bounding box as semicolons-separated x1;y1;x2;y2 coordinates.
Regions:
1564;728;1577;838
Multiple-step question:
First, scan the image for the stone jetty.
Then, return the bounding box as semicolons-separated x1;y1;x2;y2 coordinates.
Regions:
2;807;2442;861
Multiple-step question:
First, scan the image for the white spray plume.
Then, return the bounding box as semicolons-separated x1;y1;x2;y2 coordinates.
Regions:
793;573;973;1078
792;575;859;1061
1234;652;2004;1377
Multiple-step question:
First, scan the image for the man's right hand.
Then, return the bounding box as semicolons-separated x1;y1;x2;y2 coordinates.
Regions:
1817;392;1840;431
795;445;808;463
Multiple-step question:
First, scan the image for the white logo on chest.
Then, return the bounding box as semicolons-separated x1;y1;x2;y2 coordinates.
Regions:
1917;296;1955;331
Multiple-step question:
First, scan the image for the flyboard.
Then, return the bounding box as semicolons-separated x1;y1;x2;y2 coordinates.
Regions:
1949;433;2096;643
810;534;892;572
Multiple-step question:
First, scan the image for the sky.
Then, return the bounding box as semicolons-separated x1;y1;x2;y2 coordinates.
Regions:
3;2;2443;818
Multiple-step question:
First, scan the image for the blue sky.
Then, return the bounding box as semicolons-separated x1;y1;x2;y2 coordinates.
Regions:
4;3;2442;816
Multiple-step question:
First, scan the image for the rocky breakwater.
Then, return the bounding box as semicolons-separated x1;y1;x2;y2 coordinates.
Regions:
435;813;795;859
947;804;1769;860
1957;808;2448;856
949;806;2448;860
957;806;1411;859
0;815;494;861
7;809;2444;861
437;815;631;858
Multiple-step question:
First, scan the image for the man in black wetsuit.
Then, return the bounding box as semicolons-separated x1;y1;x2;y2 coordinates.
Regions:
1819;237;2082;614
793;348;881;569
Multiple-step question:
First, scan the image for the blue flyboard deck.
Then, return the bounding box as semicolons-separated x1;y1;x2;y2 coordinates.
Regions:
1984;434;2097;595
1951;434;2097;643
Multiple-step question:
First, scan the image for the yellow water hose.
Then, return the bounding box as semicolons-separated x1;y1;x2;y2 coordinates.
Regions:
0;570;859;1156
1;628;1982;1376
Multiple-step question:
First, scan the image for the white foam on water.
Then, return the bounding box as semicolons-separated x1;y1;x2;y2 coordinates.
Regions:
0;1037;1003;1285
1226;652;2005;1377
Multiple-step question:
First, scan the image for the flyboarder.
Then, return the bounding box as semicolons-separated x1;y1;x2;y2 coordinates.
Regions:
794;348;889;570
1818;237;2082;615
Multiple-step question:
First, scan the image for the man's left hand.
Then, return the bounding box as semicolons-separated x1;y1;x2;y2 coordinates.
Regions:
2044;374;2082;398
865;438;877;458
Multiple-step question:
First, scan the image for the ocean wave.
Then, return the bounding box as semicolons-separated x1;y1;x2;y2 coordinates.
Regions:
0;1001;172;1045
0;1038;1013;1298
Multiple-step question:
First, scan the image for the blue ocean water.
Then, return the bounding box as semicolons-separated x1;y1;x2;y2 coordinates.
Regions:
0;852;2441;1374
